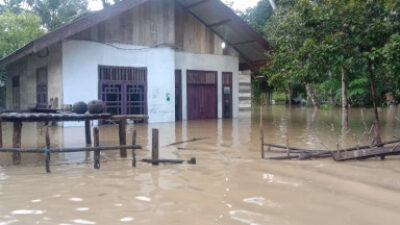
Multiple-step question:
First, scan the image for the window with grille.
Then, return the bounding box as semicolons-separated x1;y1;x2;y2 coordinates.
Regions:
98;66;147;120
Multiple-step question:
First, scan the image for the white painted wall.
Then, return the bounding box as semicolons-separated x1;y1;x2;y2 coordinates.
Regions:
175;51;239;120
62;40;175;125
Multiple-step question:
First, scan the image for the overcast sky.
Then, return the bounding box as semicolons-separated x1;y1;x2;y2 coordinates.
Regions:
88;0;261;11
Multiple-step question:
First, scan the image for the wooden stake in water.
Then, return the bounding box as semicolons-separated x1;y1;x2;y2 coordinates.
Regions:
93;127;100;169
45;125;51;173
0;120;3;148
85;120;91;146
286;130;290;157
260;106;265;159
12;122;22;165
132;129;137;167
119;119;127;158
152;129;159;166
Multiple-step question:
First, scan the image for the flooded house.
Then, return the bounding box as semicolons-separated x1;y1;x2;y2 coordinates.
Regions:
0;0;269;123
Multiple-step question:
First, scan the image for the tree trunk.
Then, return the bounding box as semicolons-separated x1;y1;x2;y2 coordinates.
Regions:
328;71;334;104
305;83;320;109
286;85;292;105
366;56;382;145
341;65;349;129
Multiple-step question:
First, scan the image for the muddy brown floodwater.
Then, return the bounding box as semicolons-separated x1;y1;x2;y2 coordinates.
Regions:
0;105;400;225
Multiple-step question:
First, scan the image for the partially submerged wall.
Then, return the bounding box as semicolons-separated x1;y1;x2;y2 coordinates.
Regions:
62;40;175;124
5;43;63;110
175;52;239;120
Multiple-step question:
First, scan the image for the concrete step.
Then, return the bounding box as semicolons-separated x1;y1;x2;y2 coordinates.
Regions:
239;100;252;105
239;106;252;111
239;82;251;87
239;86;251;92
239;76;251;83
239;92;251;97
239;103;251;108
239;96;251;101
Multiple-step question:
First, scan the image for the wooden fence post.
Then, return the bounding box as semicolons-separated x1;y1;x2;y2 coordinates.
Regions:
152;129;159;166
260;106;264;159
0;120;3;148
93;127;100;169
12;122;22;165
45;125;51;173
132;129;137;167
119;119;127;158
85;120;91;146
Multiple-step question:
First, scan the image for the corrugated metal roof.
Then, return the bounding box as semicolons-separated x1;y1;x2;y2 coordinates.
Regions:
177;0;270;64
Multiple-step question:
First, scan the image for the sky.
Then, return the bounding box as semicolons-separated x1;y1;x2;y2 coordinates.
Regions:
88;0;261;11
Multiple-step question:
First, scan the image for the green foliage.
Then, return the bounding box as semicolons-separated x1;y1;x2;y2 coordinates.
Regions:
240;0;274;36
259;0;400;107
31;0;88;31
0;10;44;59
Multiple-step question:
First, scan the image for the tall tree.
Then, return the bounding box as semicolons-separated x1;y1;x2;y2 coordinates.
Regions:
30;0;88;31
0;10;44;59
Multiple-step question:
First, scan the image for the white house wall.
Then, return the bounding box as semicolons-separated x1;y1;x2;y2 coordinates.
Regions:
62;40;175;125
5;43;63;110
175;51;239;120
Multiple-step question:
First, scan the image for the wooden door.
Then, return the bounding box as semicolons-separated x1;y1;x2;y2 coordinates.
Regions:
222;72;233;118
36;67;48;109
175;70;182;121
12;76;20;110
187;70;217;120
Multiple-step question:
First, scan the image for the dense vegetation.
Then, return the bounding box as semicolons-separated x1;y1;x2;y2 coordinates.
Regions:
242;0;400;108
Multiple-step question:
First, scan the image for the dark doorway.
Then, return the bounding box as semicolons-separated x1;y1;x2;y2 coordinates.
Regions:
12;76;20;110
175;70;182;121
36;66;48;109
187;70;217;120
222;72;233;118
99;66;147;120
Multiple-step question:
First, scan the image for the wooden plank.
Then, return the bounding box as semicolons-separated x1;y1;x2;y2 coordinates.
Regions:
0;112;112;122
333;146;400;161
152;129;159;165
0;145;142;153
119;119;127;158
0;113;148;122
12;122;22;165
111;114;149;120
93;127;100;169
142;158;196;165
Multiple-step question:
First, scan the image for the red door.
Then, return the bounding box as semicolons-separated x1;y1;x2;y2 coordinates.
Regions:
187;70;217;120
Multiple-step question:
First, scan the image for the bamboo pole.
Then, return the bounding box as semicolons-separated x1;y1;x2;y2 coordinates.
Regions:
93;127;100;169
0;145;142;153
132;129;137;167
152;129;159;166
45;125;51;173
260;106;264;159
12;122;22;165
119;119;127;158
